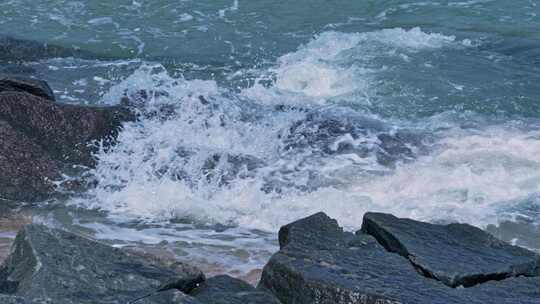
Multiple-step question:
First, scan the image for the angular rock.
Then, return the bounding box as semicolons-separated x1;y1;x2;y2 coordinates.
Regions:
0;90;135;201
190;275;281;304
259;212;540;304
259;212;465;304
361;212;540;287
0;224;202;304
0;91;133;166
0;76;55;101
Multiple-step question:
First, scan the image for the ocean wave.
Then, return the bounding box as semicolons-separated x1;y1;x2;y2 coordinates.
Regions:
71;28;540;236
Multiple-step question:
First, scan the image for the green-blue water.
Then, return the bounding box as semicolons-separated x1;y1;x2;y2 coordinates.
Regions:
2;0;540;279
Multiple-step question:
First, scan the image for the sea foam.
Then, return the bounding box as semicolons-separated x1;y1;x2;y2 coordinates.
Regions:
77;28;539;234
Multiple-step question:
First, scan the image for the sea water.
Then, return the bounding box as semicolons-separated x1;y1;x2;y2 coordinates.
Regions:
1;0;539;281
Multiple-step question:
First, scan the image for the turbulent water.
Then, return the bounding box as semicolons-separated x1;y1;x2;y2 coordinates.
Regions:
2;0;540;279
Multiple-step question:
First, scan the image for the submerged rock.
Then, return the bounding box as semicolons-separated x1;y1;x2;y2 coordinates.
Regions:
259;212;540;304
0;35;96;62
0;294;26;304
0;76;55;101
0;224;202;304
361;212;540;287
190;275;281;304
0;86;134;201
284;108;425;169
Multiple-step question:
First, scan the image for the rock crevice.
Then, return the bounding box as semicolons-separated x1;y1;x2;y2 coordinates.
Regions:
361;212;540;288
260;212;540;304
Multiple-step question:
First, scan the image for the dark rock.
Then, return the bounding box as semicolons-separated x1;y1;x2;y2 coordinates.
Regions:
0;119;61;201
0;35;96;62
259;212;540;304
156;273;206;295
202;153;266;186
259;212;464;304
284;108;425;169
0;224;201;304
463;276;540;303
0;75;55;101
361;212;540;287
191;275;281;304
0;295;26;304
0;91;134;201
0;91;133;165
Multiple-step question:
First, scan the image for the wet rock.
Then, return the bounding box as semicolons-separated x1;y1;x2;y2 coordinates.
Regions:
284;108;424;168
0;75;55;101
258;212;462;304
0;90;134;201
202;153;266;186
126;247;206;288
0;91;133;165
464;276;540;303
0;208;30;265
259;212;540;304
361;212;540;287
0;119;61;201
0;294;26;304
0;35;96;62
0;224;201;304
376;133;417;167
191;275;281;304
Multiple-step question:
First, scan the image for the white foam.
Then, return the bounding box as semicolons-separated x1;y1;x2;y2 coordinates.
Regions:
78;28;539;235
347;127;540;227
243;27;457;105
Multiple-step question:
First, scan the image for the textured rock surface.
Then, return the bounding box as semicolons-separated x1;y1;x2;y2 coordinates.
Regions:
191;275;281;304
0;224;201;304
0;119;60;201
259;212;462;304
0;76;55;101
0;91;133;166
0;90;134;201
463;276;540;303
0;207;30;264
259;212;540;304
362;212;540;287
0;294;26;304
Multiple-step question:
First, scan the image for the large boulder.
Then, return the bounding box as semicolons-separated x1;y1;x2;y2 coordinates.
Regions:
0;224;203;304
361;212;540;287
0;84;134;201
258;213;462;304
190;275;281;304
0;91;132;166
259;212;540;304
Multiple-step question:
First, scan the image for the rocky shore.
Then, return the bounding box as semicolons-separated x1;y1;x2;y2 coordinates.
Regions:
0;212;538;304
1;77;540;303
